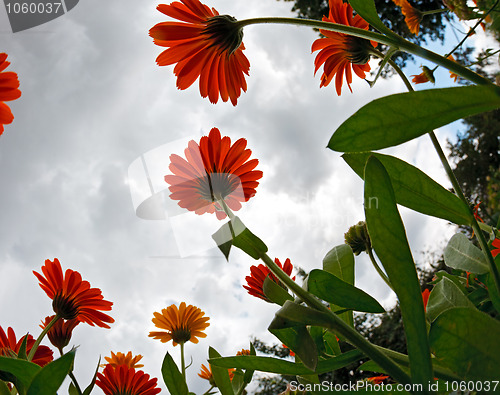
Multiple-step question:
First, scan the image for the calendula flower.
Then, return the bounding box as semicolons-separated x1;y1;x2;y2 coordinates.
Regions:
236;348;250;356
40;315;79;353
400;0;423;35
243;258;295;302
282;343;295;357
149;0;250;105
411;66;435;84
198;364;234;386
0;325;53;367
367;375;389;384
312;0;376;96
492;238;500;258
149;302;209;346
0;53;21;136
422;289;430;312
447;55;460;82
101;351;144;369
165;127;262;220
33;258;114;328
96;365;161;395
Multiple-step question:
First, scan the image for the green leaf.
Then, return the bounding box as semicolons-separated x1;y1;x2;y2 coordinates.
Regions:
308;269;384;313
161;352;188;395
27;350;75;395
364;156;433;387
68;382;79;395
208;347;234;395
0;380;11;395
17;335;28;361
268;325;318;371
243;342;256;384
263;276;293;306
0;356;40;390
349;0;399;37
323;331;341;356
329;85;500;152
82;357;100;395
323;245;356;327
209;349;363;375
426;277;475;322
444;233;489;274
429;307;500;380
212;217;267;260
343;152;472;225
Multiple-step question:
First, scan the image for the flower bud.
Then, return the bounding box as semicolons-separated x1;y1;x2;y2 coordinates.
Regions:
344;221;371;255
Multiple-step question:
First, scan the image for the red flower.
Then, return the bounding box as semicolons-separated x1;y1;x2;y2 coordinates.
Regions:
0;325;53;367
0;53;21;136
33;258;114;328
165;127;262;220
40;315;79;352
492;238;500;258
411;66;434;84
311;0;376;96
149;0;250;105
243;258;295;302
96;365;161;395
422;289;430;312
367;375;389;384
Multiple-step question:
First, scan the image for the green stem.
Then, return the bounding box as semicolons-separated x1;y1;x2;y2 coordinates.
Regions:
383;55;500;298
367;247;394;292
27;314;60;361
180;342;186;381
58;349;83;395
259;253;413;387
234;16;492;85
421;9;447;15
202;386;215;395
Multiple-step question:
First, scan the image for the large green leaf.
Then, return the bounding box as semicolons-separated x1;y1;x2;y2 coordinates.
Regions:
364;156;433;388
429;307;500;380
263;276;293;306
0;380;11;395
308;269;384;313
349;0;399;37
0;356;40;390
209;347;234;395
209;349;363;375
161;352;188;395
323;244;356;327
343;152;472;225
444;233;489;274
329;85;500;152
426;277;475;322
27;351;75;395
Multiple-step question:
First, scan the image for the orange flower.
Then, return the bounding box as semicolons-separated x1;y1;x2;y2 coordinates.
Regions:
102;351;144;369
447;55;460;82
422;289;430;312
411;66;434;84
401;0;423;35
165;127;262;220
367;375;389;384
492;238;500;258
33;258;114;328
236;348;250;356
0;325;53;367
312;0;376;96
149;302;209;346
0;53;21;136
282;343;295;357
243;258;295;302
96;365;161;395
40;315;79;352
198;363;234;385
149;0;250;105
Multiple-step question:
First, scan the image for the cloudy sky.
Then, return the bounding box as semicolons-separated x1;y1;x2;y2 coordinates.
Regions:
0;0;484;393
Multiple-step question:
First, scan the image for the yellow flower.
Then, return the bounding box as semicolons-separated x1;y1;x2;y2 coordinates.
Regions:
149;302;210;346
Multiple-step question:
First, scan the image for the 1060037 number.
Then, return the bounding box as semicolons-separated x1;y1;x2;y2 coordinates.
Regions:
5;2;63;14
445;381;499;393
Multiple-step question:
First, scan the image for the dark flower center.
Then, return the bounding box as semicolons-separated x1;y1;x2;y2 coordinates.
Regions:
171;327;191;344
345;36;372;65
202;15;244;55
196;172;240;203
52;293;79;320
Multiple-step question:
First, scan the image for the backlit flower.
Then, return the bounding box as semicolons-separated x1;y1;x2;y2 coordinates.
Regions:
422;289;430;312
243;258;295;302
0;53;21;136
367;375;389;384
96;364;161;395
411;66;434;84
165;127;262;220
149;0;250;105
102;351;144;369
149;302;209;346
33;258;114;328
401;0;422;35
0;325;53;367
312;0;376;95
198;364;234;386
236;348;250;356
447;55;459;82
40;315;79;352
492;238;500;258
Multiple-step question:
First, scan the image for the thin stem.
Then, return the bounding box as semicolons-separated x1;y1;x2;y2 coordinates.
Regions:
383;55;500;297
367;247;394;292
234;16;492;85
421;9;447;15
27;314;60;361
202;386;215;395
58;348;83;395
180;342;186;381
259;253;413;387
